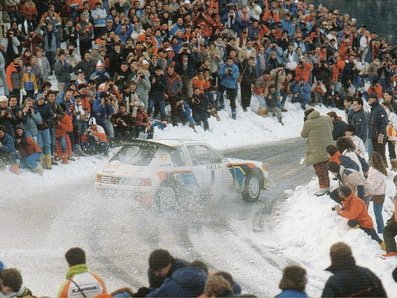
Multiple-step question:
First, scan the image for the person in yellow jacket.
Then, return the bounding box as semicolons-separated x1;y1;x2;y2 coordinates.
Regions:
20;64;38;98
58;247;107;298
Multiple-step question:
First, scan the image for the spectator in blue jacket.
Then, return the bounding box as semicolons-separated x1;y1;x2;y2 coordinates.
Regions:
292;78;311;110
147;249;190;290
147;265;207;297
0;124;18;170
218;57;240;119
276;265;308;298
92;92;115;140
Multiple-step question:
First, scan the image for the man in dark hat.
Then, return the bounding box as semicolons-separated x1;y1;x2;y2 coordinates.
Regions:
322;242;386;297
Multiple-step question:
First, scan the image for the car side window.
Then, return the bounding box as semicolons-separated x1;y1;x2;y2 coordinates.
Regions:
169;148;187;167
187;145;222;165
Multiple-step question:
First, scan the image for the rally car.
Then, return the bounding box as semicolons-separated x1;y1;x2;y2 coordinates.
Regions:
95;140;269;208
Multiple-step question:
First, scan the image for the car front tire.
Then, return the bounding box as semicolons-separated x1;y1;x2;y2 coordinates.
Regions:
242;173;261;202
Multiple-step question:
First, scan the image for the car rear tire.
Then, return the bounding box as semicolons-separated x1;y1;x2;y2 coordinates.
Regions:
154;183;178;211
242;173;261;202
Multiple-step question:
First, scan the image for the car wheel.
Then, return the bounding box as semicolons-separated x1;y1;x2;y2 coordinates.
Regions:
154;184;178;211
242;174;261;202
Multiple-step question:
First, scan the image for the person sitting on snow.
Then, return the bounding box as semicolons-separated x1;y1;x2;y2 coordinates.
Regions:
81;118;109;156
14;124;43;175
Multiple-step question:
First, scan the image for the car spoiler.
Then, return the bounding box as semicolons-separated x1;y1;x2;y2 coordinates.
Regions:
117;139;177;151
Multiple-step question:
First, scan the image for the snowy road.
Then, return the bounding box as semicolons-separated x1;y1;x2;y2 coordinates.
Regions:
1;138;314;297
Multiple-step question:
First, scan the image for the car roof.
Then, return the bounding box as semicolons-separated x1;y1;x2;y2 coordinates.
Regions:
121;139;206;150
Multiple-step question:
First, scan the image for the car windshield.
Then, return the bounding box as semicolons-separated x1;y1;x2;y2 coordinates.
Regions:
110;145;160;166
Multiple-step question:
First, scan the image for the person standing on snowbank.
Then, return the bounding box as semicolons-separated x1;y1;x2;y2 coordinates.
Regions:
300;107;334;196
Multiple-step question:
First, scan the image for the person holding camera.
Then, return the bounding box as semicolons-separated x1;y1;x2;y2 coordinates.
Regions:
92;92;115;141
20;97;42;142
332;185;384;248
292;78;311;110
190;87;210;131
111;104;135;140
218;57;239;119
81;118;109;156
148;66;168;121
0;96;15;137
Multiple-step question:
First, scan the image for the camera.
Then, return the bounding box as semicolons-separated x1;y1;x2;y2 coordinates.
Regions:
226;68;233;75
331;207;336;211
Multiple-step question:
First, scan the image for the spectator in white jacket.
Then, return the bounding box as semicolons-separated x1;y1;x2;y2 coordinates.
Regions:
367;152;387;233
345;124;367;160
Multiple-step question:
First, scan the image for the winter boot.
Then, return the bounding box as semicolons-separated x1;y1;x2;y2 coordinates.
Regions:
391;159;397;171
10;163;20;175
51;156;59;165
40;154;45;168
314;188;330;196
74;144;85;156
32;163;44;176
380;241;386;251
61;154;69;164
44;154;52;169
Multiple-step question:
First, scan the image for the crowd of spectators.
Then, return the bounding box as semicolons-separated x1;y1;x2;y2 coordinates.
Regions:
0;0;397;174
1;245;396;297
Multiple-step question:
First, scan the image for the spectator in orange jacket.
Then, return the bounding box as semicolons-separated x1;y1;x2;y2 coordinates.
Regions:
333;185;384;249
294;59;313;82
55;104;73;163
192;70;211;93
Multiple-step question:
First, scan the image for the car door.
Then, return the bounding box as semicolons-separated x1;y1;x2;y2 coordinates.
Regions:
186;144;230;192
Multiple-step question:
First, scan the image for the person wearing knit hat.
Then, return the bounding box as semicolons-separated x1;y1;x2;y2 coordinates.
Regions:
322;242;386;297
147;249;189;290
301;108;334;196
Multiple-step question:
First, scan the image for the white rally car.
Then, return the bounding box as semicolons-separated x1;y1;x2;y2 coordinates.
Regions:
96;140;269;208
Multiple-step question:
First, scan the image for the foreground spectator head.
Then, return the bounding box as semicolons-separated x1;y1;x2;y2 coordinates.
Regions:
149;249;173;277
278;265;307;291
329;242;354;267
65;247;86;267
0;268;23;294
204;275;233;297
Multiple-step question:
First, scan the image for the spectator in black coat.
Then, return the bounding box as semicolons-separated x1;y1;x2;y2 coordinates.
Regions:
351;98;368;144
368;93;388;165
327;111;347;141
147;249;190;290
239;57;258;111
190;87;210;131
322;242;387;297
